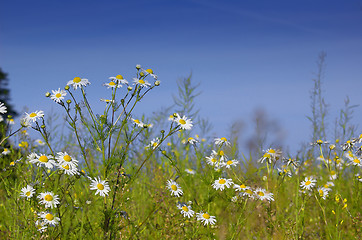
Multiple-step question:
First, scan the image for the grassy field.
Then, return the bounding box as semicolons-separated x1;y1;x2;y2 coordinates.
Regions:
0;66;361;239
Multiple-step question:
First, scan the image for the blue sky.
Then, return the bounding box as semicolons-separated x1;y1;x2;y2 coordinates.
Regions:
1;0;362;152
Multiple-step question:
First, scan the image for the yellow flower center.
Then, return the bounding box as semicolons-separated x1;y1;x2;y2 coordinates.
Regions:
146;69;153;74
181;206;188;212
353;158;360;164
226;160;233;165
62;165;70;170
179;119;186;125
305;181;311;186
257;191;264;196
63;155;71;162
330;170;336;175
268;149;276;154
240;184;246;189
319;190;324;196
26;192;31;196
39;155;49;163
219;179;226;184
29;113;37;118
44;194;53;201
219;150;224;156
188;137;194;142
55;93;62;98
245;189;253;195
73;77;81;83
221;137;227;142
202;213;210;219
171;185;177;191
153;142;158;148
97;183;104;190
134;119;140;124
263;153;271;158
45;213;54;221
10;162;15;166
138;79;145;84
317;139;323;144
109;81;116;86
116;75;123;79
211;158;217;163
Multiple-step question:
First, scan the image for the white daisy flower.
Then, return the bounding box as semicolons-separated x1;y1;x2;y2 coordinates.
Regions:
20;185;35;199
147;138;160;150
277;167;292;177
38;192;60;209
317;187;330;200
348;157;362;167
233;183;248;192
109;75;129;85
142;68;158;80
329;170;338;180
103;81;121;89
185;137;198;145
324;181;334;189
35;139;46;146
35;220;47;232
196;212;217;226
7;118;15;125
39;212;60;226
0;102;7;114
133;78;151;88
258;148;281;164
168;114;177;122
67;77;90;90
89;177;111;197
224;159;239;169
185;168;196;175
56;152;78;168
50;88;67;103
131;118;144;128
254;188;274;202
2;148;10;155
166;179;183;197
239;186;255;199
58;163;79;175
28;153;56;169
175;115;193;130
214;137;231;147
24;110;44;124
212;178;233;191
300;176;317;190
355;173;362;182
177;203;195;218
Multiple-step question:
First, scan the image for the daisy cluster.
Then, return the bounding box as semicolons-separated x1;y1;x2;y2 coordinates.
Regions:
205;137;239;170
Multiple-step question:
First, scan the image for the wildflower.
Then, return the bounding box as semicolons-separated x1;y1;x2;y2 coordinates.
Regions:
212;178;233;191
177;203;195;218
0;102;7;114
24;110;44;124
28;153;56;169
89;177;111;197
283;157;299;168
103;81;121;89
224;159;239;169
239;186;255;198
147;138;160;150
67;77;90;90
277;167;292;177
342;140;354;151
19;141;29;148
185;168;196;175
35;220;47;232
50;88;67;103
6;118;14;125
329;170;337;180
355;174;362;182
214;137;231;147
133;77;151;88
166;179;183;197
348;157;362;167
258;148;281;164
100;98;115;104
35;139;46;146
196;212;217;226
168;114;177;122
142;68;158;79
2;148;10;155
324;181;334;189
317;187;330;200
186;137;198;145
311;139;329;146
58;163;79;175
38;192;60;209
56;152;78;168
175;115;193;130
254;188;274;202
20;185;35;199
300;176;317;190
205;153;223;168
39;212;60;226
131;118;144;128
109;75;128;85
233;183;247;192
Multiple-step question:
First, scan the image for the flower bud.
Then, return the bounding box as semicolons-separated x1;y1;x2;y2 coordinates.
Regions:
136;64;141;70
140;72;145;77
41;125;46;129
127;86;133;91
65;85;70;90
66;99;72;104
45;92;51;97
155;80;160;86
